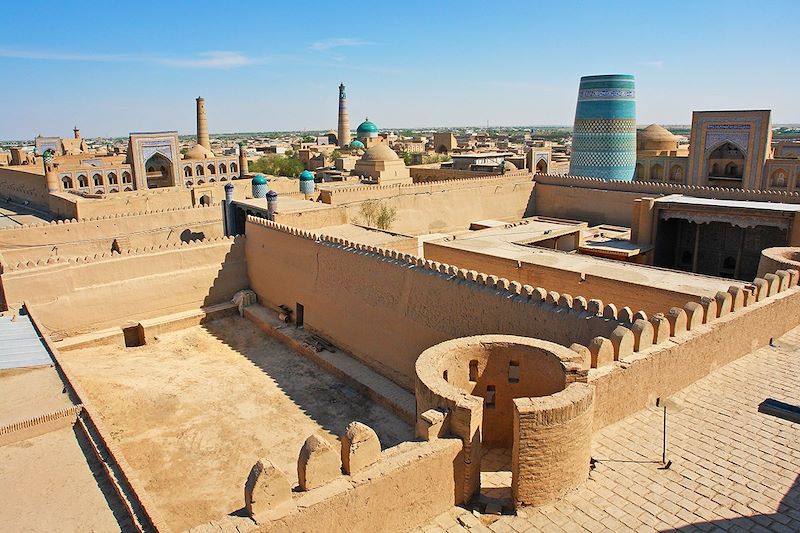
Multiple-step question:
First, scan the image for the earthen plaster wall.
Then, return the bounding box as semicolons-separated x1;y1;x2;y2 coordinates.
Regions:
424;242;720;315
757;247;800;278
409;168;499;182
0;206;223;264
589;284;800;430
324;175;535;235
531;174;800;227
245;218;625;389
1;236;246;335
256;439;464;533
0;166;49;209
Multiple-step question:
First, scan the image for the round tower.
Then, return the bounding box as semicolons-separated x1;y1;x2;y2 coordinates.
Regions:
266;190;278;221
43;149;59;193
251;174;268;199
196;97;210;150
238;141;249;178
299;170;316;197
569;74;636;181
337;83;351;148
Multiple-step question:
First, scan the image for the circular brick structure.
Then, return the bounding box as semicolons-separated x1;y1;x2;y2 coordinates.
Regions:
415;335;593;507
757;247;800;278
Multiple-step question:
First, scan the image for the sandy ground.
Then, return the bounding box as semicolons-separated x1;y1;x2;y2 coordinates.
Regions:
0;366;73;426
0;201;51;229
0;425;133;532
59;317;413;532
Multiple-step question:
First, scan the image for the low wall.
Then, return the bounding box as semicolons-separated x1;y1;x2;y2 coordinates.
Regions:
588;268;800;430
262;439;463;533
531;174;800;227
1;236;247;335
245;217;628;389
424;241;729;316
0;205;223;264
410;167;498;182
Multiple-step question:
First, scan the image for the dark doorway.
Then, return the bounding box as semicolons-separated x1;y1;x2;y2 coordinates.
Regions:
296;303;304;328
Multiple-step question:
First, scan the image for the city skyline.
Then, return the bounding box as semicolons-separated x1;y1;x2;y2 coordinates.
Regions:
1;0;798;138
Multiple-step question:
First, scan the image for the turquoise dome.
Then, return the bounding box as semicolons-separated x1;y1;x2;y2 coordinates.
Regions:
356;118;379;137
252;173;268;185
299;170;315;181
350;139;365;149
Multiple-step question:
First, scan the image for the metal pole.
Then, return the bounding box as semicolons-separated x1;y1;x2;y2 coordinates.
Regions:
662;405;667;465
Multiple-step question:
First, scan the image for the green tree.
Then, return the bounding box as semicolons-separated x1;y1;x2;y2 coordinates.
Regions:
249;155;305;178
358;199;397;230
359;199;380;226
375;204;397;230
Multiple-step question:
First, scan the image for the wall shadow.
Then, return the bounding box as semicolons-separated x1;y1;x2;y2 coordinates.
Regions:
200;316;413;451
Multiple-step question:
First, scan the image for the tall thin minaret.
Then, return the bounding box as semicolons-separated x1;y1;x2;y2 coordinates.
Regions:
196;97;210;150
337;83;350;148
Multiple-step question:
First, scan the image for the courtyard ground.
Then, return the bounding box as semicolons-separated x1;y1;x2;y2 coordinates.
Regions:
58;316;413;532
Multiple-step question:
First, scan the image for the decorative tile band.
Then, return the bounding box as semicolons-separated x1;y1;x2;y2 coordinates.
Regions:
570;75;636;182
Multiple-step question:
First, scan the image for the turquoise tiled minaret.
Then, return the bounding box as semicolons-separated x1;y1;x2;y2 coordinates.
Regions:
569;74;636;181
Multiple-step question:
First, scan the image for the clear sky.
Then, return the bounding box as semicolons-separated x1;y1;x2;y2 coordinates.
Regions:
1;0;798;139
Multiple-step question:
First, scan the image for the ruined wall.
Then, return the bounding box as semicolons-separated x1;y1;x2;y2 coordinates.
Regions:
0;167;49;209
0;205;223;264
245;217;627;389
259;439;463;533
1;236;247;335
424;241;726;315
531;174;800;227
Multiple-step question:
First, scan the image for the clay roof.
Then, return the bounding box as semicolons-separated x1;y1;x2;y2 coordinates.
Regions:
638;124;677;142
361;144;399;162
184;144;214;160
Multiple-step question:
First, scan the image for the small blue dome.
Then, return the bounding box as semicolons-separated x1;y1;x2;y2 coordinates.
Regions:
252;173;268;185
266;190;278;198
299;170;315;181
350;139;365;149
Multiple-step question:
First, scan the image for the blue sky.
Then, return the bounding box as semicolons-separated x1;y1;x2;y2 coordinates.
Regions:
1;1;798;139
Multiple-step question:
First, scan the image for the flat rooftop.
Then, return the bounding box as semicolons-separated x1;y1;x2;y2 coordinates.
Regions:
655;194;800;213
428;227;736;297
57;316;413;531
452;216;587;246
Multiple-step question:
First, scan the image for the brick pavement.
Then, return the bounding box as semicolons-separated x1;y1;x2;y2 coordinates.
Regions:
413;326;800;532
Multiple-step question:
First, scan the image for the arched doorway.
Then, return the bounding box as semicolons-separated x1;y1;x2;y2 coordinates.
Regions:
536;159;548;174
706;142;744;179
199;194;211;206
145;152;174;188
651;163;664;180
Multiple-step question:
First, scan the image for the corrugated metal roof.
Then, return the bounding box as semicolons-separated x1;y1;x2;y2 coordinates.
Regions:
0;313;53;370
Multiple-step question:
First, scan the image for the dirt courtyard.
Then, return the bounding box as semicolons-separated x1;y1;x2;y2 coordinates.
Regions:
58;316;413;532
